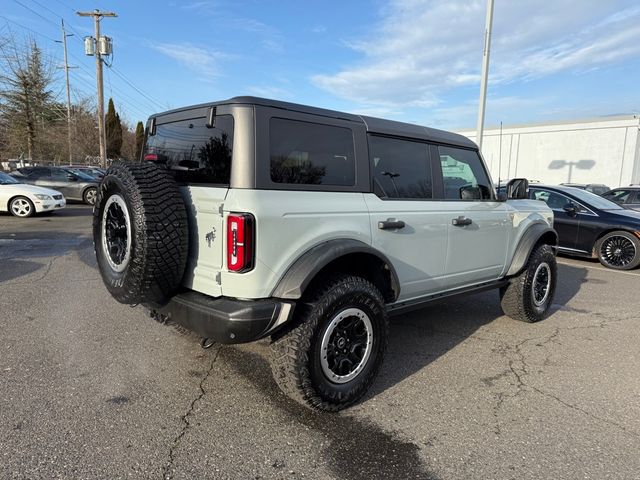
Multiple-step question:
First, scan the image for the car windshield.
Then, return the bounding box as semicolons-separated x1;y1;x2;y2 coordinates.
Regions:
0;172;20;185
565;187;623;210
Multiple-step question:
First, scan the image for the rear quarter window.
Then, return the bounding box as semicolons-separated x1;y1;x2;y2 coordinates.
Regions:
269;117;356;186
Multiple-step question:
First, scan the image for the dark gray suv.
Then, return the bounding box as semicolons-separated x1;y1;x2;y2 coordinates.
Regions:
11;167;99;205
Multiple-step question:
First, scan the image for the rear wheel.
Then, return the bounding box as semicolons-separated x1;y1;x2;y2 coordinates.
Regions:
9;196;34;217
500;244;557;323
270;275;388;411
596;231;640;270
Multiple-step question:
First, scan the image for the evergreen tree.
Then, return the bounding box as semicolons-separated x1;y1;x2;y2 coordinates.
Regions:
105;97;123;158
0;39;55;159
134;121;144;161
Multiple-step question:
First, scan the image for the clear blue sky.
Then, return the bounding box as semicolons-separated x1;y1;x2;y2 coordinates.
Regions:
2;0;639;130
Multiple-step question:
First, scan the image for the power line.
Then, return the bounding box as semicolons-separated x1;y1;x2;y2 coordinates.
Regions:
107;66;165;110
12;0;59;28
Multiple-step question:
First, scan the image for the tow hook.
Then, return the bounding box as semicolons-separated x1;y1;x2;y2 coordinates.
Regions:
200;337;215;349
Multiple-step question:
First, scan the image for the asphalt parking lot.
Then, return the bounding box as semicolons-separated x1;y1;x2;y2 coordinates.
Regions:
1;206;639;480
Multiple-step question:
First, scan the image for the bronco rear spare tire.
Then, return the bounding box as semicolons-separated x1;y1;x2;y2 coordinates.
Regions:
93;162;189;306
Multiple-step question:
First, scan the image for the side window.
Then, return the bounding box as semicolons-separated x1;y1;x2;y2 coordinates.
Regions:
438;146;492;200
269;118;355;186
26;168;48;179
368;135;432;199
51;169;69;181
144;115;234;184
531;189;572;210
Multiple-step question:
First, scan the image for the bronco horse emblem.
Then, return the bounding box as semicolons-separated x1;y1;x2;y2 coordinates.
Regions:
205;228;216;247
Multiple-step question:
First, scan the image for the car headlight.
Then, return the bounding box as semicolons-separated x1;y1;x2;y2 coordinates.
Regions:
34;194;52;200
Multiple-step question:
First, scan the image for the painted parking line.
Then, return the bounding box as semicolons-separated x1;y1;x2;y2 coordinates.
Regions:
557;259;640;276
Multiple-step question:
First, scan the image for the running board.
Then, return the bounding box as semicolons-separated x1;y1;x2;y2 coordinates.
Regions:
387;279;509;316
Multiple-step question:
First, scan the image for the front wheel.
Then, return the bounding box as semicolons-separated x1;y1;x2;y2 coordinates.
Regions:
10;196;35;217
500;244;557;323
83;187;97;206
270;275;388;411
596;231;640;270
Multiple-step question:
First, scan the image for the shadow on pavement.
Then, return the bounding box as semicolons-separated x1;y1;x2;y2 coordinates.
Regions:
221;345;439;480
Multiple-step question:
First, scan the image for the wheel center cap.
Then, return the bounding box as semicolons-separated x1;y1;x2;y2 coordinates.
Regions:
614;248;622;256
336;337;347;349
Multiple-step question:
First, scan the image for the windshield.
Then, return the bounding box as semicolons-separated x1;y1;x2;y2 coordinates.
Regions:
565;187;623;210
0;172;20;185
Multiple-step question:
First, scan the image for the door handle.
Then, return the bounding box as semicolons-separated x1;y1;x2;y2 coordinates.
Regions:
378;219;405;230
452;216;472;226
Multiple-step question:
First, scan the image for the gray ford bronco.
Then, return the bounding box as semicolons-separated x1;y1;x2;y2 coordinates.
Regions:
93;97;558;411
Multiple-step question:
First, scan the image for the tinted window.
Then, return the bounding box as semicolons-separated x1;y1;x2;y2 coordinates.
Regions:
270;118;355;186
439;146;492;200
368;135;432;199
51;169;69;181
144;115;233;184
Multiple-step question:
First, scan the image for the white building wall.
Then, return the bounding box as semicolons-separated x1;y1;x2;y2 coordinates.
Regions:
458;116;640;188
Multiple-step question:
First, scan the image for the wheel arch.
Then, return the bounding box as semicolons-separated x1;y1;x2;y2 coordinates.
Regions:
506;223;558;277
7;194;33;211
271;239;400;303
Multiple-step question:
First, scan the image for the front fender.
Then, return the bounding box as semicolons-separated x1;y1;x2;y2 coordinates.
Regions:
506;224;558;277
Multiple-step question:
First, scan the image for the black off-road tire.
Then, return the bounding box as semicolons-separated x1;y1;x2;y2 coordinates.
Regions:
596;230;640;270
93;162;189;305
270;274;388;411
500;244;557;323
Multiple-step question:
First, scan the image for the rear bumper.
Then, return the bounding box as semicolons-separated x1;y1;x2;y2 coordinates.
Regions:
151;291;295;344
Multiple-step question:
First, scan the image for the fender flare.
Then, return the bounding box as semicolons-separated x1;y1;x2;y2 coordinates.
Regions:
506;223;558;277
271;239;401;301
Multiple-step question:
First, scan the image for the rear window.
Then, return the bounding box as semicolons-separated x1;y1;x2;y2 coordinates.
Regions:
269;118;355;186
144;115;233;184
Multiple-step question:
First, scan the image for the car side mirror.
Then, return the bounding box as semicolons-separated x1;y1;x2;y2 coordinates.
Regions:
506;178;529;200
459;185;482;200
563;203;578;216
67;174;77;181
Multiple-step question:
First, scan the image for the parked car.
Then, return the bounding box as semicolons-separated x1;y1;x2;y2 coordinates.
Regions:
529;185;640;269
559;183;610;195
0;171;65;217
11;166;99;205
600;187;640;212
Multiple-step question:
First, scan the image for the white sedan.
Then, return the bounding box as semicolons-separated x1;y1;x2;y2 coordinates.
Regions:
0;171;66;217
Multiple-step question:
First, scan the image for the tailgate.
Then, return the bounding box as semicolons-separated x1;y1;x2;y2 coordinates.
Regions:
180;185;228;297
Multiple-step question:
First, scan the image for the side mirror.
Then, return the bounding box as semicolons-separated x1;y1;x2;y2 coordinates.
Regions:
459;185;482;200
563;203;578;216
506;178;529;200
67;174;77;181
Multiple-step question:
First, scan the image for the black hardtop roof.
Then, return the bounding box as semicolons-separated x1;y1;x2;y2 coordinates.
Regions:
151;96;477;149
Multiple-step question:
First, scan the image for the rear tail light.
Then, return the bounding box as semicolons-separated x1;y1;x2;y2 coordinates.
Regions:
143;153;158;161
227;213;255;272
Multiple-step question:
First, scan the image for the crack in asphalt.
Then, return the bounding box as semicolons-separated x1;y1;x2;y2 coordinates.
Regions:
4;257;58;286
162;346;222;480
487;325;639;439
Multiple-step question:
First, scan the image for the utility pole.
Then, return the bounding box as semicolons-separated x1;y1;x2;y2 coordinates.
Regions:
77;9;117;168
56;20;75;165
476;0;494;151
